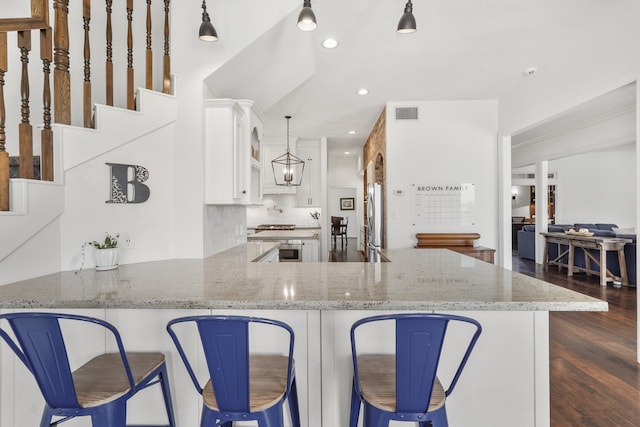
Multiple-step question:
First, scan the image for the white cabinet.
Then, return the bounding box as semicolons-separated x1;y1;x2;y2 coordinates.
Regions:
301;239;319;262
238;100;265;205
262;143;297;194
296;140;322;207
204;99;264;205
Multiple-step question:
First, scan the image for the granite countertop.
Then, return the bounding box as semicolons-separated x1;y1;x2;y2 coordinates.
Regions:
248;230;320;240
0;244;607;312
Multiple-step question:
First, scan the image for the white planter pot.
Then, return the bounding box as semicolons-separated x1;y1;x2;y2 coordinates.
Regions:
94;248;120;271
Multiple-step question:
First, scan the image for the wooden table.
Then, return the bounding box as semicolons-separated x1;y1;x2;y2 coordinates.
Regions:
541;232;632;287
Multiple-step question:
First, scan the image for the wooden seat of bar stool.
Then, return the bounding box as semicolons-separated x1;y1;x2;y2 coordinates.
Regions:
202;354;292;412
357;354;446;413
73;352;166;407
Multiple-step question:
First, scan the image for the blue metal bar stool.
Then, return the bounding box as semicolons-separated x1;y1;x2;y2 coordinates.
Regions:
349;313;482;427
166;315;301;427
0;312;176;427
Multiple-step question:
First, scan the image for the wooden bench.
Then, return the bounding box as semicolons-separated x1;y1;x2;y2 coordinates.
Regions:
415;233;495;264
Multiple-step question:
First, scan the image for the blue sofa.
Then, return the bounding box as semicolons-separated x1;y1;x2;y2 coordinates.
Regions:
517;223;636;286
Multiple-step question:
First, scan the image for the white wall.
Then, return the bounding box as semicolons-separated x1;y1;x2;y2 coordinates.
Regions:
551;152;636;227
60;124;177;271
511;185;531;218
386;100;499;250
0;219;60;285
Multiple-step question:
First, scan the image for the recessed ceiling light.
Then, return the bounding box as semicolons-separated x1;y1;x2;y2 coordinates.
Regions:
344;151;350;155
348;130;357;135
322;38;339;49
357;88;369;95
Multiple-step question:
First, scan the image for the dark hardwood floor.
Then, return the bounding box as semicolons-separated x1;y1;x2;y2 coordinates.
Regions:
512;254;639;426
328;237;366;262
330;246;639;425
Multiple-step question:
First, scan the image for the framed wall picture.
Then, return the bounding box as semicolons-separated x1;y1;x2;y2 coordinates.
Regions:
340;197;355;210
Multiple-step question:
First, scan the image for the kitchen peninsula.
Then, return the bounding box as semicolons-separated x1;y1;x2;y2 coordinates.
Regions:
0;243;606;427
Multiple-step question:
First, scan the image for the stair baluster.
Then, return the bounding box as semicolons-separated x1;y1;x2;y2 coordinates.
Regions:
163;0;171;94
53;0;70;125
146;0;153;90
83;0;91;128
127;0;135;110
106;0;113;106
0;32;8;211
41;27;53;182
18;31;34;180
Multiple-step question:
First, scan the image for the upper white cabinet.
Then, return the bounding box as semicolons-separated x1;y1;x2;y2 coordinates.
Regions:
238;100;265;205
204;99;264;205
295;140;322;207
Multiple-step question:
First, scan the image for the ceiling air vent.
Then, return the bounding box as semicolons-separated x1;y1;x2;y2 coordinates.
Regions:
395;107;418;120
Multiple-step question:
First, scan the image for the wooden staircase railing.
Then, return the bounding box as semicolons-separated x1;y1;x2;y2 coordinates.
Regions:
0;0;172;211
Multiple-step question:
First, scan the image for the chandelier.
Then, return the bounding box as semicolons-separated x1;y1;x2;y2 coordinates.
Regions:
271;116;305;186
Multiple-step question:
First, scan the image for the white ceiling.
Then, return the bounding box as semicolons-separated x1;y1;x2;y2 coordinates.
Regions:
204;0;640;150
511;82;637;149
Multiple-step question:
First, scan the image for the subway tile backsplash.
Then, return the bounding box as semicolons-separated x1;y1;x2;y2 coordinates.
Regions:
247;195;322;228
204;205;247;257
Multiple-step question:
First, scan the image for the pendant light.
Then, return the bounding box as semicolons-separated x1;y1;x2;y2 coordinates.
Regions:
297;0;317;31
272;116;305;186
397;0;417;34
199;0;218;42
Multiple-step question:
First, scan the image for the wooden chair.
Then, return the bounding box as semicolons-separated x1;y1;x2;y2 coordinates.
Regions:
349;313;482;427
166;315;301;427
332;216;348;246
0;312;176;427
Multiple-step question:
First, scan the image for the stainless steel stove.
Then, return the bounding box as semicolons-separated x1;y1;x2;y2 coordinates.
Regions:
255;224;296;231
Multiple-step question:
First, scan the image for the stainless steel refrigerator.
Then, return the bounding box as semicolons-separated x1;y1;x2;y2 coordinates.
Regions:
366;183;383;261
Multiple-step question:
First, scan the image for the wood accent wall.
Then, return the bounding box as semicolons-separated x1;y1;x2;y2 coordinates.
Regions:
363;108;386;182
362;108;387;247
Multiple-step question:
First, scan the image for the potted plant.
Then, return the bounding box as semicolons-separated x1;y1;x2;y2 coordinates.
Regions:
86;233;120;271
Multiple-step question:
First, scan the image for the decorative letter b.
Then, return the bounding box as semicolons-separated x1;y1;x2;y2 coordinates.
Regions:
106;163;150;204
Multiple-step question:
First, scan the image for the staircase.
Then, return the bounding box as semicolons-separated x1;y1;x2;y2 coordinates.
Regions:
0;88;177;265
0;1;174;281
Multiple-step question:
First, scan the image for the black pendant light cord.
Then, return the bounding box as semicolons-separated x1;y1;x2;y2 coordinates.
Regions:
285;115;292;153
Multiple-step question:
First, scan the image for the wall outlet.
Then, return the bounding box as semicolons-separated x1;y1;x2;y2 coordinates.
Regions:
122;234;135;249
